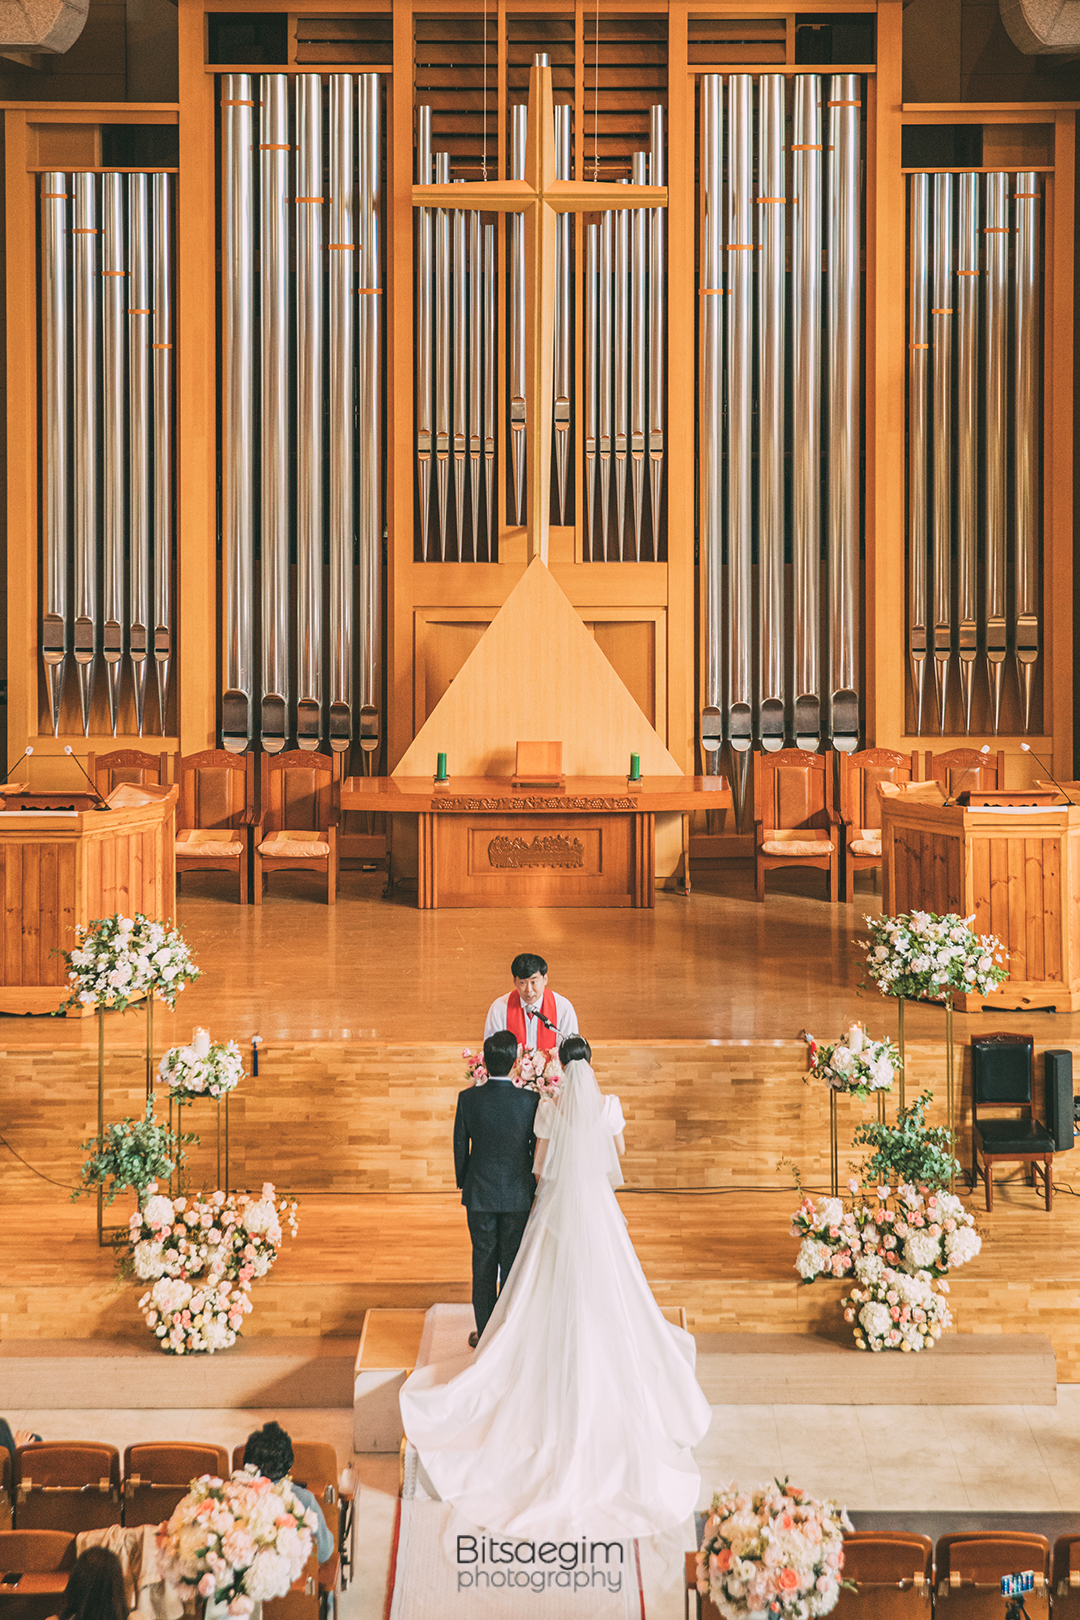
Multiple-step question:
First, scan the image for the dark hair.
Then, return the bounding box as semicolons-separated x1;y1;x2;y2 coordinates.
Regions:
559;1035;591;1066
243;1419;293;1481
511;953;548;981
59;1549;125;1620
484;1030;519;1077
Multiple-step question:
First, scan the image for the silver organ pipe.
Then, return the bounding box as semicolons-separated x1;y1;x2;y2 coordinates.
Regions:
483;220;496;557
102;173;124;735
469;206;482;559
221;74;254;751
613;180;629;554
1014;171;1040;732
598;209;613;557
585;222;598;557
726;73;753;787
416;107;433;560
434;151;450;552
509;107;527;526
699;75;723;766
259;75;290;753
907;173;930;736
128;173;151;735
72;171;98;734
931;172;954;733
553;105;571;526
826;74;860;752
757;76;785;751
647;106;664;562
452;179;467;550
329;74;356;747
791;76;823;750
41;172;68;735
984;172;1008;733
630;152;647;559
357;73;382;755
295;73;323;750
956;173;979;731
151;172;173;733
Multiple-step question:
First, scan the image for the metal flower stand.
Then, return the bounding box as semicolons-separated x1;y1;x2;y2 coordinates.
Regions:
167;1092;231;1196
95;994;158;1246
892;992;957;1190
828;1088;888;1197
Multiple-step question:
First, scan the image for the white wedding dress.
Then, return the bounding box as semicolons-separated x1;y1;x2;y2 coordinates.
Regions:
399;1060;711;1539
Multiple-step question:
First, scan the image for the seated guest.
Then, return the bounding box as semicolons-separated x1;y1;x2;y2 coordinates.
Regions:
55;1548;125;1620
241;1421;334;1564
0;1416;41;1474
484;952;578;1051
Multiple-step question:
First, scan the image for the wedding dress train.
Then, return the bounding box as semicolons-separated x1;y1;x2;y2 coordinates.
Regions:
399;1060;711;1539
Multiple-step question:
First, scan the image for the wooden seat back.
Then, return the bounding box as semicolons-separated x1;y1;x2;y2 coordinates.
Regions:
87;749;168;796
935;1533;1049;1617
259;752;338;836
122;1444;230;1528
290;1443;340;1586
925;748;1004;797
1051;1535;1080;1616
0;1453;10;1535
838;749;917;833
174;751;254;831
755;748;833;832
15;1446;120;1535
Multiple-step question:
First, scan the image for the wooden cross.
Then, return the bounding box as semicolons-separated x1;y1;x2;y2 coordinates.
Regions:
412;59;666;564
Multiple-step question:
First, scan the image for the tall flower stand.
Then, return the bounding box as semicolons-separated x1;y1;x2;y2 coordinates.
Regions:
828;1088;888;1196
896;997;906;1110
167;1093;231;1195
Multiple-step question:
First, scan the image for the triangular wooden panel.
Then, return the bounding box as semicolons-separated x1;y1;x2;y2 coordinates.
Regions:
395;560;681;778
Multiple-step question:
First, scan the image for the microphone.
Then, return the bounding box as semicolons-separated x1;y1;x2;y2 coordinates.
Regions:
63;746;112;811
0;744;33;787
1020;741;1075;806
942;744;991;807
527;1004;558;1034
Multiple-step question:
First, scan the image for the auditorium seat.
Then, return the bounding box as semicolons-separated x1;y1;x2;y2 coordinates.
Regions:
0;1530;76;1620
14;1446;120;1535
935;1532;1049;1616
122;1443;230;1528
1052;1535;1080;1615
833;1532;933;1616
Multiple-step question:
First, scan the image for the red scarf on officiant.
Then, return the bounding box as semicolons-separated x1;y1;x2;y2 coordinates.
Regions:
506;989;558;1051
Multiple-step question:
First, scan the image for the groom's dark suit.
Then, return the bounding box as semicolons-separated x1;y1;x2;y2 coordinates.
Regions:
454;1077;539;1336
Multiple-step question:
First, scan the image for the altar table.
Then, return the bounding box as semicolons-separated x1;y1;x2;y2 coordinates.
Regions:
340;775;732;908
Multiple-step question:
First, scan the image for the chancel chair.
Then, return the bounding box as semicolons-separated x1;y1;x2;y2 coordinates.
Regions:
122;1443;230;1528
837;748;918;903
255;752;339;906
0;1530;76;1620
924;747;1005;799
14;1445;120;1535
174;750;256;904
87;749;168;797
832;1533;933;1617
935;1533;1049;1617
754;749;840;902
971;1033;1055;1211
1051;1535;1080;1616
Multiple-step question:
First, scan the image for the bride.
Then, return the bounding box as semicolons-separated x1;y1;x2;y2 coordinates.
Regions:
399;1036;711;1539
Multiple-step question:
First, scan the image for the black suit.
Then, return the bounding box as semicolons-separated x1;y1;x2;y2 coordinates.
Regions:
454;1077;539;1335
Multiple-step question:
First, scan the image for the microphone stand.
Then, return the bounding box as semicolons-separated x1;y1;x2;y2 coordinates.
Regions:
1020;742;1075;806
0;744;33;787
63;746;112;811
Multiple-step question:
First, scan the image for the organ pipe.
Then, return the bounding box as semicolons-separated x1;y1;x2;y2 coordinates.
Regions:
483;220;496;557
509;106;527;525
469;206;483;558
907;173;930;735
221;74;254;752
585;222;598;556
553;105;571;526
956;173;979;731
598;209;613;557
726;73;753;795
128;173;151;735
328;74;355;745
102;173;124;735
984;172;1008;732
416;107;433;559
453;178;467;549
931;173;954;733
151;172;172;733
699;75;723;768
295;73;323;749
648;106;664;561
791;75;822;750
613;180;629;554
826;74;860;752
357;72;382;754
1014;171;1040;731
434;151;450;553
630;153;647;559
757;76;785;750
259;76;289;753
72;171;98;734
41;172;68;736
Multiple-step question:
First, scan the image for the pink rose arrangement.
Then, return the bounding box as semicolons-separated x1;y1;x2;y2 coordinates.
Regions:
158;1467;317;1612
510;1047;562;1100
697;1479;852;1618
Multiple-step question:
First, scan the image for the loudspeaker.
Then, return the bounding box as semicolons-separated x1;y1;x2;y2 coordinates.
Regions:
971;1033;1033;1104
1043;1049;1074;1152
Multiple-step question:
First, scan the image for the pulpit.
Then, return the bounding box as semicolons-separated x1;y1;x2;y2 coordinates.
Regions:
881;797;1080;1012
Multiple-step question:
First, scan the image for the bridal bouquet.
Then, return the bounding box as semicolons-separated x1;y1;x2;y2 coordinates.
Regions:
158;1039;244;1100
863;910;1008;1002
842;1252;952;1352
57;912;201;1013
806;1025;898;1098
697;1479;851;1618
463;1049;487;1084
158;1467;318;1609
511;1047;563;1100
791;1183;980;1283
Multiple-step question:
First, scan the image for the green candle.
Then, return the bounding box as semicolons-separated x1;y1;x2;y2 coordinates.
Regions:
436;752;448;781
629;752;641;781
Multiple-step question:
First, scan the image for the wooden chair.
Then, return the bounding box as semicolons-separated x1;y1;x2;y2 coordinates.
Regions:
935;1533;1049;1617
87;749;168;797
754;748;840;902
837;748;918;902
255;752;339;906
14;1445;120;1535
924;747;1005;798
173;750;256;904
832;1533;933;1617
122;1442;230;1528
971;1033;1055;1210
1051;1535;1080;1616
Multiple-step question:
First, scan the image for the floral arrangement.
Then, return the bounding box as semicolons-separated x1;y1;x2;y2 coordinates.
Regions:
852;1091;961;1191
72;1102;198;1208
157;1466;318;1610
463;1046;562;1100
806;1024;898;1099
842;1253;952;1353
696;1479;851;1618
158;1039;244;1101
791;1181;980;1285
129;1183;300;1354
57;912;201;1013
862;910;1008;1002
463;1049;487;1084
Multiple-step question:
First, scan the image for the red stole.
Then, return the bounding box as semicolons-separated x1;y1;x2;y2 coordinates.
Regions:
506;989;558;1050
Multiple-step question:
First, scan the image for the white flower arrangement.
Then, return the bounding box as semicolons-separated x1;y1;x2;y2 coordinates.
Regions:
138;1276;253;1354
58;912;200;1013
862;910;1008;1002
806;1024;898;1099
697;1479;852;1619
791;1182;980;1285
842;1252;952;1352
158;1040;244;1101
158;1467;318;1612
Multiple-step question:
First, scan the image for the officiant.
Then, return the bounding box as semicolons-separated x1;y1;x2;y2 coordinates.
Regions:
484;952;578;1051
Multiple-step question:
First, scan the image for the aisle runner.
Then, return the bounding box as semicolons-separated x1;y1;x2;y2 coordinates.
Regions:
386;1305;646;1619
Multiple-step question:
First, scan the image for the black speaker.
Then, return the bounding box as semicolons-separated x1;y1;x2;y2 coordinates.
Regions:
1043;1049;1074;1152
971;1033;1033;1104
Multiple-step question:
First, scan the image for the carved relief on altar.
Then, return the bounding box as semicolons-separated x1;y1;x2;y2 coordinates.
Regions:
432;796;637;812
487;834;585;870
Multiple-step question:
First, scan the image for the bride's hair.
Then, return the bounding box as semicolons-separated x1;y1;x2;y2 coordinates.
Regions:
559;1034;591;1065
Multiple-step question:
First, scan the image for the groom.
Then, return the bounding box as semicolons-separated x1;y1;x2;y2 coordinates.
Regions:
454;1028;538;1348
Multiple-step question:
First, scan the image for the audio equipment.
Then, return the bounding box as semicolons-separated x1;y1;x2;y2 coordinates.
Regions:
1043;1049;1074;1152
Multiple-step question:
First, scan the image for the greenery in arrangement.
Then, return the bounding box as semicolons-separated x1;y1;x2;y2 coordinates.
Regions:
73;1101;199;1207
852;1090;961;1191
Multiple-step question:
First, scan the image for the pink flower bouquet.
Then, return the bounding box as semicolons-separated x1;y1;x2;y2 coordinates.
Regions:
697;1479;852;1619
158;1468;318;1612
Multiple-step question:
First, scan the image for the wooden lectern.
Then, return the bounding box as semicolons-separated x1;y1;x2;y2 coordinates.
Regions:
881;796;1080;1012
0;785;177;1013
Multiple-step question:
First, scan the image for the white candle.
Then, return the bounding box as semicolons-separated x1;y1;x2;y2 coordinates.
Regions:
193;1027;211;1060
847;1023;864;1055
